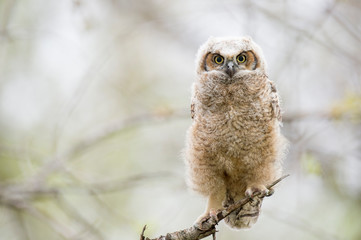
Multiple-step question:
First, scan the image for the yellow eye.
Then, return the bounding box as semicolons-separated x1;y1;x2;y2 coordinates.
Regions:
237;54;246;63
213;55;224;65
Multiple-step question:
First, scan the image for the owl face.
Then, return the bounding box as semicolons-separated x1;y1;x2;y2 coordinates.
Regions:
196;36;266;80
203;51;259;77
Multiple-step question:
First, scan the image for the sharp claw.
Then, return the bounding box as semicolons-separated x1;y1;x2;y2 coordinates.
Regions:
194;209;220;231
209;209;219;224
265;188;274;197
245;185;269;198
194;217;209;231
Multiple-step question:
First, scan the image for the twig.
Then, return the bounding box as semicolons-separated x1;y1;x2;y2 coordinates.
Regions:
30;109;188;186
141;175;289;240
140;225;147;240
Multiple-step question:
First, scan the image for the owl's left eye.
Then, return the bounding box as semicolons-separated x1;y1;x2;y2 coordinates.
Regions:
213;55;224;65
237;54;247;63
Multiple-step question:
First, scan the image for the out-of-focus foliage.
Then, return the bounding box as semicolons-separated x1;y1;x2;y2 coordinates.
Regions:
331;93;361;122
0;0;360;240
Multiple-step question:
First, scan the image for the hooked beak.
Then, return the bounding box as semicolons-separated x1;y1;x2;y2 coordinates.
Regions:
225;61;236;77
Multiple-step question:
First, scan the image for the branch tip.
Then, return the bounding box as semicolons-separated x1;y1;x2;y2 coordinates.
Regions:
267;174;290;189
140;225;147;240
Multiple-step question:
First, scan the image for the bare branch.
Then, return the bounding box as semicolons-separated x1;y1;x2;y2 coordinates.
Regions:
29;109;188;187
0;171;174;209
141;175;289;240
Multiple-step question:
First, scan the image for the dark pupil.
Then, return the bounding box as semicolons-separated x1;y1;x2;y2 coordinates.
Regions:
239;55;245;62
215;56;223;63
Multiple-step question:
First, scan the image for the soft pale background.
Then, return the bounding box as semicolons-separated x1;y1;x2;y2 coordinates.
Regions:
0;0;360;239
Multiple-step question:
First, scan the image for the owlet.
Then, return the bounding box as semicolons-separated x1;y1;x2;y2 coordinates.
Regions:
184;36;287;229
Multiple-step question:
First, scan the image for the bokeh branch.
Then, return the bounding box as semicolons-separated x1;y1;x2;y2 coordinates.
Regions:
29;109;188;187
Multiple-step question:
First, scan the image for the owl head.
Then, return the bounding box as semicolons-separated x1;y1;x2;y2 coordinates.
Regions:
196;36;267;80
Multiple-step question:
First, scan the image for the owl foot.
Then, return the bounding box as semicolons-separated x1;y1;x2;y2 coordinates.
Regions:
266;187;274;197
194;208;220;231
245;185;269;198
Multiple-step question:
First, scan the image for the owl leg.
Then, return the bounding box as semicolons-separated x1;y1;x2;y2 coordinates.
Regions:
206;192;225;214
194;192;224;230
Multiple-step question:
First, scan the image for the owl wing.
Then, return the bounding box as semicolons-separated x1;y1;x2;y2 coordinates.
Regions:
191;102;195;119
190;83;197;120
269;81;282;124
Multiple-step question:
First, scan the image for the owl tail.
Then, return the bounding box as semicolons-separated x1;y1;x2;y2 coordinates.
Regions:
224;196;263;229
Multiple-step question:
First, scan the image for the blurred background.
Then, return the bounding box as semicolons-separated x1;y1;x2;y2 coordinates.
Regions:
0;0;360;239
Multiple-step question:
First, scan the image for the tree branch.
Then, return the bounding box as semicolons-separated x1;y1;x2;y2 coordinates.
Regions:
141;175;290;240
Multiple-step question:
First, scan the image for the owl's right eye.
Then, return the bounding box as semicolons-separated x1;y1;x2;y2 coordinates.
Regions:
213;55;224;65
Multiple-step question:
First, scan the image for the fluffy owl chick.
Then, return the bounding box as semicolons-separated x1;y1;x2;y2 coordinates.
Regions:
185;36;287;229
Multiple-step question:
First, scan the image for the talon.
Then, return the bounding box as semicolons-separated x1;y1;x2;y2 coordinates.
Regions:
209;209;219;224
245;185;269;198
194;214;209;230
194;208;220;230
266;188;275;197
194;218;207;230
